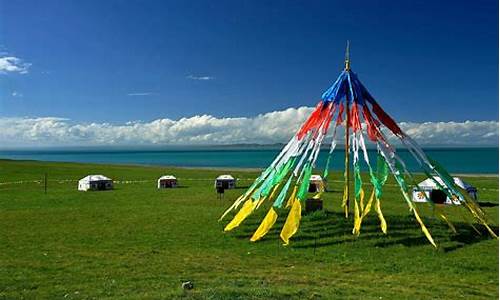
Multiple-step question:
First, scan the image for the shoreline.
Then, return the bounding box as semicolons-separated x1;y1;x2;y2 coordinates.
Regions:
1;158;498;178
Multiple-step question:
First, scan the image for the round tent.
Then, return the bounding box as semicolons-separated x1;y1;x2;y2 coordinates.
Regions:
215;175;236;190
78;175;113;191
309;175;326;193
412;176;477;205
158;175;177;188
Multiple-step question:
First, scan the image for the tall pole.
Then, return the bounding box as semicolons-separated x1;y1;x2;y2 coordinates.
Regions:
344;41;351;217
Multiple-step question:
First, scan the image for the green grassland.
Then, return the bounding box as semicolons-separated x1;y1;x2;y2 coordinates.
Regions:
1;159;498;299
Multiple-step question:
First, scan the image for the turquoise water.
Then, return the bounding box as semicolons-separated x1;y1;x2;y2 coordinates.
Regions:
0;147;497;174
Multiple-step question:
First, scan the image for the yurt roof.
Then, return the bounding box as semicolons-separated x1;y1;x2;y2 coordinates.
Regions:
216;174;235;180
416;176;473;190
159;175;176;180
79;175;111;182
310;175;323;181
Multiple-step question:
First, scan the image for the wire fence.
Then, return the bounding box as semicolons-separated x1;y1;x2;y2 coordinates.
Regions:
0;178;498;191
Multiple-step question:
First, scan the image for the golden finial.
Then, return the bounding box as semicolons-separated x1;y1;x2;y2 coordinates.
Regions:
344;40;350;71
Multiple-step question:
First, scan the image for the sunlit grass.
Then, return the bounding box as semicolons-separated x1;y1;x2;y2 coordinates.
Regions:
0;159;498;299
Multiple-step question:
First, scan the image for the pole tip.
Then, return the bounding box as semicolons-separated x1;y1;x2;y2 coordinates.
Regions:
344;40;351;71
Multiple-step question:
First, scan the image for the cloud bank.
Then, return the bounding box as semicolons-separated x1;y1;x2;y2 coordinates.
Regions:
0;56;31;74
0;107;497;147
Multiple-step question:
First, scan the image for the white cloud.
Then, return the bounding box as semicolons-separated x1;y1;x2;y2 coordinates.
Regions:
397;121;499;145
0;107;497;147
0;56;31;74
127;92;155;96
186;74;215;81
11;91;23;98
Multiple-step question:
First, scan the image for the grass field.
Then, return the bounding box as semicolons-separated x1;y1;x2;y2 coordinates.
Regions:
1;159;498;299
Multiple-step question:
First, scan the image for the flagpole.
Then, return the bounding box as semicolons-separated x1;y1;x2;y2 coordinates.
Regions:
344;41;351;217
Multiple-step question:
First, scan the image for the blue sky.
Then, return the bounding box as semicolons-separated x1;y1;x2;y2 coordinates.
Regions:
1;0;498;122
0;1;498;147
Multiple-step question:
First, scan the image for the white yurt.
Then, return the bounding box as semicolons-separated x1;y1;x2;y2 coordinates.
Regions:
157;175;177;188
412;176;477;205
309;175;326;193
78;175;113;191
215;175;236;189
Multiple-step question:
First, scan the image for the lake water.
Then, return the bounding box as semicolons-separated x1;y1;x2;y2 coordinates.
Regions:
0;147;497;174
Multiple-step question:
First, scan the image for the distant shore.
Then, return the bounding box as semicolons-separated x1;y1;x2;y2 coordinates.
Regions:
1;158;497;178
171;164;499;177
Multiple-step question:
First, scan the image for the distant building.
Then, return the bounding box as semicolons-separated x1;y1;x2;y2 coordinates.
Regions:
158;175;177;188
78;175;113;191
215;175;236;190
412;176;477;205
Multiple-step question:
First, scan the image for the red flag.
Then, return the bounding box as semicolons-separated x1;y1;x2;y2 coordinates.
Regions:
362;105;379;141
350;103;362;132
371;102;402;136
322;103;336;135
336;102;344;125
297;101;323;139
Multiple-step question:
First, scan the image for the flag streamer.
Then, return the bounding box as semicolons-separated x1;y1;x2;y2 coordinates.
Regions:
250;207;278;242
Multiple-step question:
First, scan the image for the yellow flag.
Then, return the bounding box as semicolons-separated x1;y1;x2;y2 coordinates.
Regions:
375;198;387;234
480;219;498;239
461;193;498;239
352;199;361;236
219;181;262;221
250;207;278;242
453;185;497;239
224;199;255;232
359;188;365;212
435;207;457;234
362;189;375;218
356;189;376;235
312;192;323;199
268;184;281;200
342;184;349;218
280;199;302;245
412;207;437;248
219;194;245;221
457;208;482;235
285;186;298;208
255;196;267;210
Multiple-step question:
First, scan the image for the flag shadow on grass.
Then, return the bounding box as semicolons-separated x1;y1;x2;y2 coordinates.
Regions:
230;209;498;252
235;186;251;190
477;201;498;208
